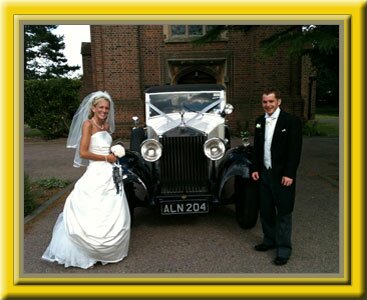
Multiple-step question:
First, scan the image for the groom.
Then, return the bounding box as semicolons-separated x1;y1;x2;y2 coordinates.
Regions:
251;88;303;266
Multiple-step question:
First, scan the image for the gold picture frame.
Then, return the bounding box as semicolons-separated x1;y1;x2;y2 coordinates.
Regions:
1;0;365;298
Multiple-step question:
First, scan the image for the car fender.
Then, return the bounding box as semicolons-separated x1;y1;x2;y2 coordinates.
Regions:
217;146;253;201
121;168;147;190
118;150;151;202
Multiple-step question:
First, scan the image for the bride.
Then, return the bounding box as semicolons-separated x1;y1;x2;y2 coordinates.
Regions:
42;91;130;269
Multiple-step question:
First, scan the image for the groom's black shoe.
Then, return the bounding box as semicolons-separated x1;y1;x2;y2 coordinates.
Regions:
254;243;276;252
273;256;288;266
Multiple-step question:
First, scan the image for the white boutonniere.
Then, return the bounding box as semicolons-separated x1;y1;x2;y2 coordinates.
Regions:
111;144;126;158
256;123;261;129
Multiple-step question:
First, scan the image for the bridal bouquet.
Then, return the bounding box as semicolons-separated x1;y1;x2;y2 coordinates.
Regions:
111;144;125;194
111;144;126;158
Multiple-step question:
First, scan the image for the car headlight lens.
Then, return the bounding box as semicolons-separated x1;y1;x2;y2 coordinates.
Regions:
224;103;234;115
203;138;226;160
141;139;162;162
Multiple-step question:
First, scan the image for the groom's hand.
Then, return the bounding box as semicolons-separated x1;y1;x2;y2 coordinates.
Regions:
281;176;293;186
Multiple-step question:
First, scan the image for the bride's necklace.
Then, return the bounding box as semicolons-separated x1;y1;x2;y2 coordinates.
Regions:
92;118;104;130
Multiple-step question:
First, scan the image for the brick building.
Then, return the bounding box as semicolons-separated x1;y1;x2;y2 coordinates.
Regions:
80;25;315;138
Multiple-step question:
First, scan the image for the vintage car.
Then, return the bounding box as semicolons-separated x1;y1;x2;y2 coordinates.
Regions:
119;84;259;228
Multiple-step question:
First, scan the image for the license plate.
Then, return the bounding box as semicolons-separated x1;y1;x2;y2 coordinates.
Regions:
161;201;209;215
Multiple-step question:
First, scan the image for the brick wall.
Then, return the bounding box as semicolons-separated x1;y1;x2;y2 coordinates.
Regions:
83;25;308;138
89;25;144;137
79;42;93;99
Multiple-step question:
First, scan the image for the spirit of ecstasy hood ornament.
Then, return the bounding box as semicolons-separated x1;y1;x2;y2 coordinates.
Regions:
179;111;186;127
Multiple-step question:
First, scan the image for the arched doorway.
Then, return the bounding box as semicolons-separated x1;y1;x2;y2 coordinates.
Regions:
177;70;217;84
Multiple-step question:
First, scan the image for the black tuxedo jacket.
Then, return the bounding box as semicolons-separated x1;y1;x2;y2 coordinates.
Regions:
252;110;303;213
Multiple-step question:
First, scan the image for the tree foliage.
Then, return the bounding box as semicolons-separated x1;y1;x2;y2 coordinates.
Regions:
24;25;80;79
24;78;82;139
259;25;339;105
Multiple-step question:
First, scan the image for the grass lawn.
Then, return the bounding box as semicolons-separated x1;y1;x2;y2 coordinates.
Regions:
303;104;339;137
24;124;44;138
314;114;339;137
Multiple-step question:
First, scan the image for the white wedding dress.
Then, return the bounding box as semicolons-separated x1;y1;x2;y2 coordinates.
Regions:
42;131;130;269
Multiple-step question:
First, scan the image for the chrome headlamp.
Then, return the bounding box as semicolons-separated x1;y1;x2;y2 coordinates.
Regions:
141;139;162;162
203;138;226;161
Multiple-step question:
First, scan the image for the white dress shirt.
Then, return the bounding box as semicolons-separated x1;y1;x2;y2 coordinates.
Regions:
264;107;281;169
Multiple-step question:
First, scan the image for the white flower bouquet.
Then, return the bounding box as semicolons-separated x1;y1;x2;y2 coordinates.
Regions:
110;144;126;158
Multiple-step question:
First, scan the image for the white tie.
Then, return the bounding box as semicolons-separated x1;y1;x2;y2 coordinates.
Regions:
264;117;276;169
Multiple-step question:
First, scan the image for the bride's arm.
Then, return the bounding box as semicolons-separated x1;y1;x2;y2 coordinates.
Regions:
79;121;117;163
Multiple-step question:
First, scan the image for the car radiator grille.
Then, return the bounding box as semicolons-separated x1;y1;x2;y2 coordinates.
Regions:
160;135;208;194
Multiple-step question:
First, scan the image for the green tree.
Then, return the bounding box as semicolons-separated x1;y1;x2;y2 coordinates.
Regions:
24;25;80;79
259;25;339;106
24;78;82;139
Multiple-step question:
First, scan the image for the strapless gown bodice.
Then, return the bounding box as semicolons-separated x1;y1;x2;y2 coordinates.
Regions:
88;131;112;156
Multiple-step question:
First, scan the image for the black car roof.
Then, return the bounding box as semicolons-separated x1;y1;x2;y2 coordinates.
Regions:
145;84;226;94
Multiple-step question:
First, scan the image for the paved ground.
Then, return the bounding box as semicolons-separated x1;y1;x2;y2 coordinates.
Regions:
23;136;340;277
24;137;125;181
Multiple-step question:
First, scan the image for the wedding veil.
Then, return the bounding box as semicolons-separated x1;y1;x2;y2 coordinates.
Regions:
66;91;115;167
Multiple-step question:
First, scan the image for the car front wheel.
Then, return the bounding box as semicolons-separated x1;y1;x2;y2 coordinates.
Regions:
234;176;259;229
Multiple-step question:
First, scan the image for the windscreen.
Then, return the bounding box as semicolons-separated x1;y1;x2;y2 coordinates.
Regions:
148;91;223;118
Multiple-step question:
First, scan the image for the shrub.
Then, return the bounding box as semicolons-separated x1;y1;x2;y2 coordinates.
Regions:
36;177;71;189
303;120;321;136
24;78;82;139
24;173;36;216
